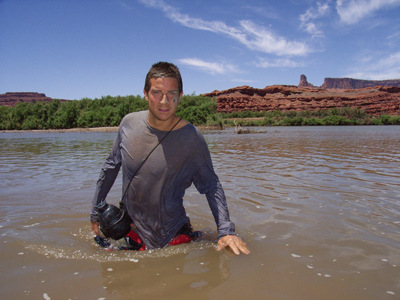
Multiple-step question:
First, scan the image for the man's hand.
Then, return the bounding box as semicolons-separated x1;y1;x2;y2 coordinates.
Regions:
91;222;100;236
217;235;250;255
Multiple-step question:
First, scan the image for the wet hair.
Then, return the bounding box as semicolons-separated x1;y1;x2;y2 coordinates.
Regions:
144;62;183;94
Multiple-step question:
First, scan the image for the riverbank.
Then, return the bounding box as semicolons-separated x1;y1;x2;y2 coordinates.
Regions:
0;124;223;134
1;126;119;133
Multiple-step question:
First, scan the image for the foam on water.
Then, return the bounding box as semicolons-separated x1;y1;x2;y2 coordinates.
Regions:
24;227;217;263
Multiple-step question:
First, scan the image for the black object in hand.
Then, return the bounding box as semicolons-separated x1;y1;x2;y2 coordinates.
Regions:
94;235;111;248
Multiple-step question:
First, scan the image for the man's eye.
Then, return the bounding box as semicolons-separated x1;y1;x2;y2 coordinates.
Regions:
168;91;178;97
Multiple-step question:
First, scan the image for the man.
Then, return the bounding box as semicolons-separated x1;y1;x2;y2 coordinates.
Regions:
90;62;249;255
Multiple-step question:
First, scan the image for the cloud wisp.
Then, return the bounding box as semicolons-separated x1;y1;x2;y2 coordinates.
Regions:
138;0;311;56
299;2;330;37
256;58;304;68
177;58;238;75
336;0;400;25
347;51;400;79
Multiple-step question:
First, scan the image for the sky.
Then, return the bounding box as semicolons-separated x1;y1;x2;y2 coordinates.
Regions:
1;0;400;100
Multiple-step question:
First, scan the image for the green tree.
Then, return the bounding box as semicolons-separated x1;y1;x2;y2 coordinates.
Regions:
322;115;351;125
177;96;217;125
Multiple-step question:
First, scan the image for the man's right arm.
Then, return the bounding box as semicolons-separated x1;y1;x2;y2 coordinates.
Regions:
90;130;122;224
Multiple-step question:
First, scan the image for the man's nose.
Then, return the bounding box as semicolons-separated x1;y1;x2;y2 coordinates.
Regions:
160;93;169;104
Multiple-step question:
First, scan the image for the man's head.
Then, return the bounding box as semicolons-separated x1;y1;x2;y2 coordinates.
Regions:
143;62;184;128
144;62;183;94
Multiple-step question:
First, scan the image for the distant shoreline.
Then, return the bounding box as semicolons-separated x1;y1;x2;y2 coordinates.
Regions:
1;125;222;134
1;127;119;133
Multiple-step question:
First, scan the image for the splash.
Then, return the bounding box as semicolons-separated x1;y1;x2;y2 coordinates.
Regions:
25;240;216;262
24;226;216;262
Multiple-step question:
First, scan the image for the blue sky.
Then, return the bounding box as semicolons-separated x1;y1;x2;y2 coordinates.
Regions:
1;0;400;100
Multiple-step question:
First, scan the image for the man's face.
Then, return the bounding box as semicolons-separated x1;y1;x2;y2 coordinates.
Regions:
144;77;182;124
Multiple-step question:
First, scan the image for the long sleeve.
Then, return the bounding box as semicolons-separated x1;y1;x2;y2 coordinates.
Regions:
192;132;236;238
90;130;122;223
204;181;236;238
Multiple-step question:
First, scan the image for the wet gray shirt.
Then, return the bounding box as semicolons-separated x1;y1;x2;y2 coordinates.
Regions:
91;110;235;249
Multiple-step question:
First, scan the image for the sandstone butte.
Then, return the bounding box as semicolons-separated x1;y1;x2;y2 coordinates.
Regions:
202;75;400;116
0;92;70;107
2;75;400;116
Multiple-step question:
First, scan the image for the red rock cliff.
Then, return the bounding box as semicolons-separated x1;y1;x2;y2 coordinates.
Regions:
321;78;400;89
202;85;400;116
298;74;314;87
0;92;70;107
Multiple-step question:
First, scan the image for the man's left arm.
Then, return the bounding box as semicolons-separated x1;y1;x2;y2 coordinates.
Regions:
193;130;250;255
206;184;250;255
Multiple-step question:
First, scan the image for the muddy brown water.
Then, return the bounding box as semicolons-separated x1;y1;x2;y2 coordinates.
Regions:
1;126;399;299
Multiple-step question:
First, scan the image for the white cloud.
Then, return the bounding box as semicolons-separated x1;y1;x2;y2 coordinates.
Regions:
138;0;311;56
347;51;400;79
242;5;281;20
387;30;400;40
299;2;330;37
177;58;238;75
336;0;400;25
256;58;304;68
231;78;256;84
237;20;310;56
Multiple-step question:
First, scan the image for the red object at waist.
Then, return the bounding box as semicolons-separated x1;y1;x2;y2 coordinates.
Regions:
125;230;193;251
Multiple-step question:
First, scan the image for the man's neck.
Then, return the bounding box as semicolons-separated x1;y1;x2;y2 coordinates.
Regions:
148;114;179;131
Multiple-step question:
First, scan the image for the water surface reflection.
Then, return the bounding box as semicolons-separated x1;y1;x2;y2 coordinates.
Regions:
0;126;399;299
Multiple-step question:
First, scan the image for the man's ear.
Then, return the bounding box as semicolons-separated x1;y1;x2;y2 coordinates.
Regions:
144;90;149;101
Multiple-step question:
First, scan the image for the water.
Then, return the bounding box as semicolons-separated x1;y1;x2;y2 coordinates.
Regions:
1;126;399;299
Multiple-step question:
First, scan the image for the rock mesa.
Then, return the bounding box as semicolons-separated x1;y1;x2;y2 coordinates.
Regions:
0;92;70;107
203;84;400;116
